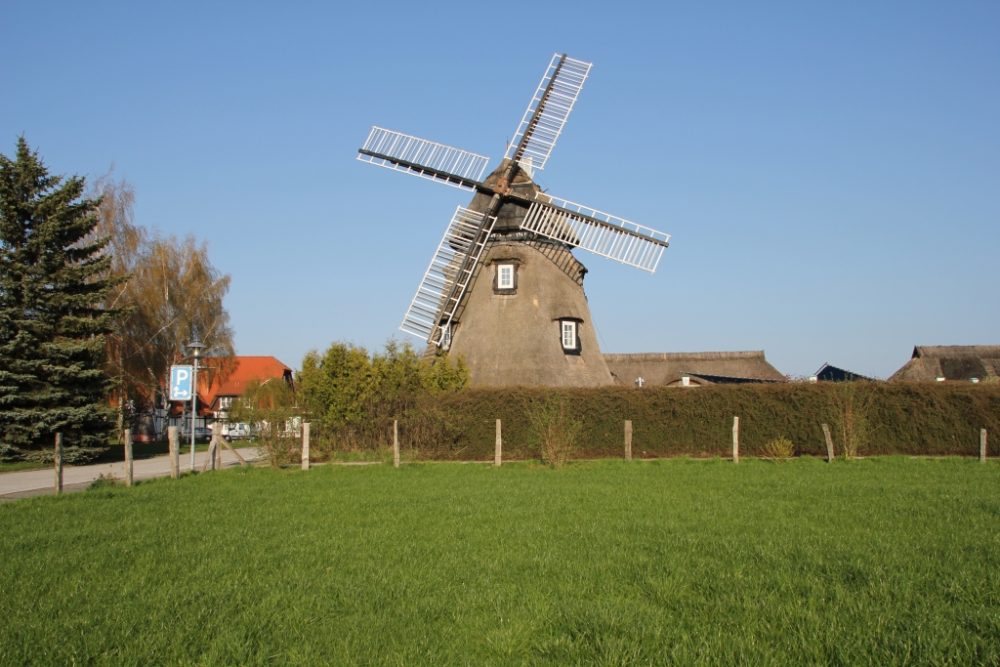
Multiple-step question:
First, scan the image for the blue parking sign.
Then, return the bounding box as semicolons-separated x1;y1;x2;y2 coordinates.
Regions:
170;365;194;401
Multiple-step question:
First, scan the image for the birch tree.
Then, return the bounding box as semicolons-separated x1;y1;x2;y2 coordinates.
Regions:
93;177;234;437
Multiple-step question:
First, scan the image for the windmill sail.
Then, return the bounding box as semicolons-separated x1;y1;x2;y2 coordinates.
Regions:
505;54;592;172
358;126;490;191
520;195;670;273
400;206;497;345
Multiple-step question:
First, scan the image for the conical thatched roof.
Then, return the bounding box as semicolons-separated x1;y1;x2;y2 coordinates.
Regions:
888;345;1000;382
603;351;786;387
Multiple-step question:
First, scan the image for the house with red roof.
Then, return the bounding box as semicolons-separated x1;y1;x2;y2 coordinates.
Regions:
169;356;294;439
199;356;294;416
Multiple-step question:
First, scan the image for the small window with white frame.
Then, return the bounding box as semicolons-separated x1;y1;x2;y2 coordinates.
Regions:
559;319;580;354
498;264;514;289
493;261;518;294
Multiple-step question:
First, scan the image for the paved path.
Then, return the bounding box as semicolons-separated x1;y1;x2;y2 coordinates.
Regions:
0;446;263;501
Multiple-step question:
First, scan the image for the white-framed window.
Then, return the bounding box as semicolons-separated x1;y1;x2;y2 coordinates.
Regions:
560;320;578;351
496;263;515;291
218;396;233;410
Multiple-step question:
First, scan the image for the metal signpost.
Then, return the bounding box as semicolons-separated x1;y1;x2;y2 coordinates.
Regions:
186;337;204;471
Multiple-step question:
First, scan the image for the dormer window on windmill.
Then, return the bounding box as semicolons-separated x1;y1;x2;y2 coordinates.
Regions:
558;317;582;355
493;260;518;294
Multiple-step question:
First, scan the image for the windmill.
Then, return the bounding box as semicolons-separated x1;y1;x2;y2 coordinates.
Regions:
357;53;671;386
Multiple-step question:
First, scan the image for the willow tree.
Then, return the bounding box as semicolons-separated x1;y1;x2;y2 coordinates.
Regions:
0;139;116;450
93;177;234;436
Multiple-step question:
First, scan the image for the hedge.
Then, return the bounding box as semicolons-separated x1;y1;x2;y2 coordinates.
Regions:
379;382;1000;461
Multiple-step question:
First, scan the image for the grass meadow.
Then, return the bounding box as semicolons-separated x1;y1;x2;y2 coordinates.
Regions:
1;458;998;665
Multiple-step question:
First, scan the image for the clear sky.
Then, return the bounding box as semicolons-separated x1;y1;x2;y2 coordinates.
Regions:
3;1;998;379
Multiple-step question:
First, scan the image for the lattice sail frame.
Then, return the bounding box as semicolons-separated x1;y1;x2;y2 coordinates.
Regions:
521;195;670;273
358;126;490;191
505;54;592;172
400;206;497;345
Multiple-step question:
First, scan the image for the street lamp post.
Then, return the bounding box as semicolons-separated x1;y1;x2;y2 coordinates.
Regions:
187;334;205;471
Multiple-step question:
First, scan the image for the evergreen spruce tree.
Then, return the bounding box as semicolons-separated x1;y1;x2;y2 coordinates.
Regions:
0;138;116;452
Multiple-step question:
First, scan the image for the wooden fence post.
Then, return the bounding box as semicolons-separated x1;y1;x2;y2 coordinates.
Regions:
494;419;502;467
821;423;835;462
732;416;740;464
215;432;222;470
624;420;633;461
981;428;988;463
168;426;179;479
54;432;63;495
302;422;311;471
393;419;400;469
124;429;134;487
204;437;217;472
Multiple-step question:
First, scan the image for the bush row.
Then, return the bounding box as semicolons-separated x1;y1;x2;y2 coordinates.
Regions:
332;383;1000;461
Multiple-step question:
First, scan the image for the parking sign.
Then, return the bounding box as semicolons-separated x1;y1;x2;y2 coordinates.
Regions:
169;365;194;401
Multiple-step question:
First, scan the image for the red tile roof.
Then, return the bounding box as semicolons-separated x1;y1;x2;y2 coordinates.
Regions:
198;356;293;409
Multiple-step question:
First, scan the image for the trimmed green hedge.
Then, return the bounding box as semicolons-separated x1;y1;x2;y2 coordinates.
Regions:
391;383;1000;460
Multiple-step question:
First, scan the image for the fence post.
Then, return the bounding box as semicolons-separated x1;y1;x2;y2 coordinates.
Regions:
624;420;633;461
302;422;311;471
168;426;179;479
393;419;400;469
205;437;217;472
981;428;988;463
124;429;134;487
54;432;63;495
821;423;835;462
732;416;740;464
215;432;222;470
494;419;502;467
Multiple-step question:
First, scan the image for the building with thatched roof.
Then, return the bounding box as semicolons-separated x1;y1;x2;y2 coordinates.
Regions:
603;351;786;387
889;345;1000;383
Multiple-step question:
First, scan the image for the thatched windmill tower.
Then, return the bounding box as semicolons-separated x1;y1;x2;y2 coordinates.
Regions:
357;54;671;387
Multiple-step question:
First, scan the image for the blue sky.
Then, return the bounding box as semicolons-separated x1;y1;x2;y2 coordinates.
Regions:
3;1;998;378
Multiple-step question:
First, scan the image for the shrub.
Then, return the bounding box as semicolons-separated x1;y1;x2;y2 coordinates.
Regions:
528;397;582;467
831;384;873;459
22;446;106;465
297;341;468;449
88;473;122;490
760;436;795;460
256;435;299;468
0;443;24;462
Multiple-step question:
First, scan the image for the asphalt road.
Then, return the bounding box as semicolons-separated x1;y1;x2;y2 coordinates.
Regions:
0;445;263;501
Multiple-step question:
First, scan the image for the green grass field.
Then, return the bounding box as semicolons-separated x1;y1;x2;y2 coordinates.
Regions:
1;458;998;665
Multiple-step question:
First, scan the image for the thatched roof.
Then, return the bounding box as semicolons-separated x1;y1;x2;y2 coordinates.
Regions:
448;240;614;387
889;345;1000;382
603;351;786;387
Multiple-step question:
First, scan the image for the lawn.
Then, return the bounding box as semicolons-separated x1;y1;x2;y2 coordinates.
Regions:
1;458;998;665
